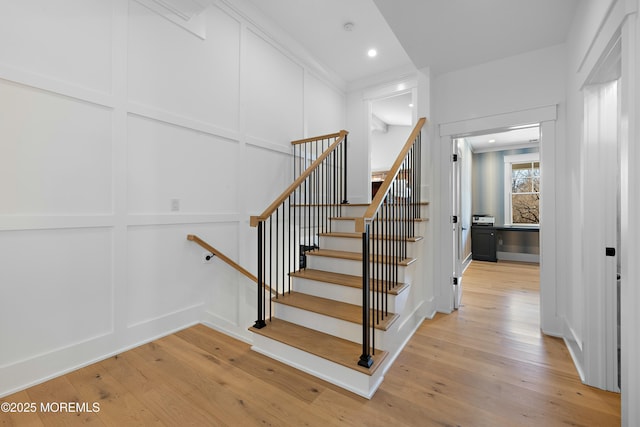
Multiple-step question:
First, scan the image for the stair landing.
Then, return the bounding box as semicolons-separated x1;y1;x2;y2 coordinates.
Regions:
249;318;388;376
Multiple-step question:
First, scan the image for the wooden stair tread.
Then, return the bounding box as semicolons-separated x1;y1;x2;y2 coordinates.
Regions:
249;318;388;375
290;269;408;295
306;249;416;266
319;231;423;242
273;291;398;331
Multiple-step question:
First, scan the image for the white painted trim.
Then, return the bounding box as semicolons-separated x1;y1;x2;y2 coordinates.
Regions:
619;4;638;424
0;64;114;107
577;0;635;81
127;102;241;143
439;105;557;137
538;120;561;335
215;0;346;93
503;152;541;226
134;0;208;39
200;314;254;345
437;109;561;337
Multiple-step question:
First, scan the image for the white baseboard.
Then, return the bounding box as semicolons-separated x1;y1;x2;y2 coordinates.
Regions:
496;251;540;263
563;317;585;382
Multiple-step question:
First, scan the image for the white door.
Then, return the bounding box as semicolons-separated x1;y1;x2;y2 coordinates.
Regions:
452;139;463;309
583;78;620;392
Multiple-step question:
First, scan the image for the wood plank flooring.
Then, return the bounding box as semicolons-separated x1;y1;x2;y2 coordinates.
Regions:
0;261;620;426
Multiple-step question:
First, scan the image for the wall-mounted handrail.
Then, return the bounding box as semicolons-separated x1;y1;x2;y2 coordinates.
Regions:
250;130;348;227
187;234;258;283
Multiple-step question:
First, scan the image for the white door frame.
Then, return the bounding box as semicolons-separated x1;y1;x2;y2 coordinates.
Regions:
576;0;637;397
437;105;561;335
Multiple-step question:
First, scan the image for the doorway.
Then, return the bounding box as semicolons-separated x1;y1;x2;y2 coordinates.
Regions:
438;105;559;332
368;88;417;201
451;125;542;309
581;33;622;393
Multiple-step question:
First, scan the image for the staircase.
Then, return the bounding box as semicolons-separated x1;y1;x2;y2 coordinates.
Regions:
243;118;428;398
249;203;428;397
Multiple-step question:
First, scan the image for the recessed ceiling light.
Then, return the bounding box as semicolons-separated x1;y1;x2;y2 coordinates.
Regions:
409;103;414;107
367;49;377;58
488;139;496;143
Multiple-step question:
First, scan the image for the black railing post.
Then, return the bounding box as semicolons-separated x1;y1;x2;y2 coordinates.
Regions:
253;221;266;329
359;223;373;368
341;135;348;204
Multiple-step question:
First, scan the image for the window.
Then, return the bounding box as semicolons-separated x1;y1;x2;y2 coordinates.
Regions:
504;153;540;225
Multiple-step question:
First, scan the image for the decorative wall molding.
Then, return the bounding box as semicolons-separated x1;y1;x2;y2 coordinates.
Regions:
134;0;210;39
127;103;241;143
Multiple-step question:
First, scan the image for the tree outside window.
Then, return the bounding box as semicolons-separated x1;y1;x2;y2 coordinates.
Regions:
504;153;540;225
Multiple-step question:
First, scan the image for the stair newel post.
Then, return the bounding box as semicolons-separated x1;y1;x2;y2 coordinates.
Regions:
359;223;374;368
254;221;266;329
341;134;348;204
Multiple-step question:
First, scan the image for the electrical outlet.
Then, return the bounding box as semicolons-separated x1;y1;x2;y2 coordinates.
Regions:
171;198;180;212
202;252;214;263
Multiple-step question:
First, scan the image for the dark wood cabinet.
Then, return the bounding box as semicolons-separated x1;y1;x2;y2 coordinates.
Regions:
471;226;497;262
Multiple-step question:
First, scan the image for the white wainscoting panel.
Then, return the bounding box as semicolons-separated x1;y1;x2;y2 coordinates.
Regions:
305;72;346;137
126;222;237;328
127;114;239;214
244;28;304;146
0;81;112;215
0;227;113;367
243;144;291;214
0;0;112;95
127;0;241;131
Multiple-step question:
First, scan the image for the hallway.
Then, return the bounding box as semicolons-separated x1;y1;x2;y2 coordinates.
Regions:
401;260;621;425
0;262;620;426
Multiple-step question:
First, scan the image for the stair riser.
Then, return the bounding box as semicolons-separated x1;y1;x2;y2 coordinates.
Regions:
330;219;358;233
319;235;419;257
250;334;384;399
330;218;427;234
273;303;395;350
305;256;413;282
291;277;407;313
339;205;368;217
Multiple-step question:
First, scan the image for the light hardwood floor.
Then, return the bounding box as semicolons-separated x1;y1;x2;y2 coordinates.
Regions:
0;261;620;426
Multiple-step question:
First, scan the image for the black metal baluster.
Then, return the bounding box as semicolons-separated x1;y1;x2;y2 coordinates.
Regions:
342;134;348;204
359;224;373;368
254;222;266;329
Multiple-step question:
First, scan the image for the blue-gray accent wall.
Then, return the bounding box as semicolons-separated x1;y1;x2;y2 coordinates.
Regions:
472;147;540;257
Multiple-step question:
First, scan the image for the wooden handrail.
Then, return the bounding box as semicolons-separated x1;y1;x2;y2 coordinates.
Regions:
250;130;348;227
187;234;258;283
356;117;427;233
291;130;345;146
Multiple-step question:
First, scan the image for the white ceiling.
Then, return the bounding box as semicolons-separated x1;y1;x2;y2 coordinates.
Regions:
371;92;413;126
244;0;415;83
244;0;581;81
464;126;540;152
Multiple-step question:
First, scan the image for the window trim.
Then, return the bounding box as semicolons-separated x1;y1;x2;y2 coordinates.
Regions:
504;152;540;226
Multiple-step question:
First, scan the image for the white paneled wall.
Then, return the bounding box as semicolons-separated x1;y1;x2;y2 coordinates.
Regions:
0;0;345;397
244;28;304;145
